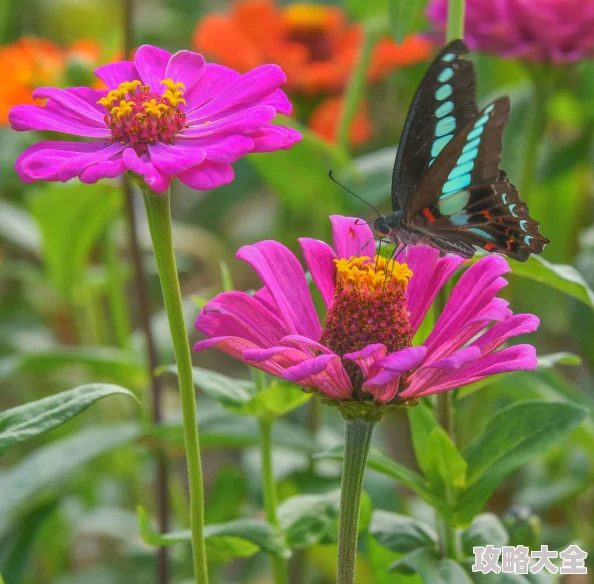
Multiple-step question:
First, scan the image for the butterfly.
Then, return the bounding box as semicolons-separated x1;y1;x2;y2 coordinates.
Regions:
371;39;549;261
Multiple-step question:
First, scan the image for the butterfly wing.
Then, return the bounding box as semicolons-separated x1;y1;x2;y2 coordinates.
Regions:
403;98;549;261
391;39;478;212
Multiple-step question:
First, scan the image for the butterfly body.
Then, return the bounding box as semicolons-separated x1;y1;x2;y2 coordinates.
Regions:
376;39;549;262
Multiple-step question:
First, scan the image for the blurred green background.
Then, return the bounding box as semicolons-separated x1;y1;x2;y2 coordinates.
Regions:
1;0;594;583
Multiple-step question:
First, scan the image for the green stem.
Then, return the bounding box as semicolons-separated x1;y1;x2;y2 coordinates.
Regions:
439;517;460;560
259;417;289;584
141;188;208;584
446;0;465;42
337;418;376;584
103;224;132;348
519;75;549;198
337;24;378;153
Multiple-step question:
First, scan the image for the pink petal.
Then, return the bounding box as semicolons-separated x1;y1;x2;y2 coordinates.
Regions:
184;105;277;139
298;237;337;308
94;61;139;89
471;314;540;354
176;135;255;163
15;141;121;183
250;126;302;152
148;142;207;176
79;157;127;183
343;344;387;379
164;50;205;101
32;87;106;125
278;334;335;356
196;290;288;347
330;215;375;260
9;104;110;138
184;63;241;111
282;354;352;400
187;64;286;122
236;241;322;341
423;256;511;355
122;149;170;193
405;247;464;333
413;345;538;397
178;160;234;190
423;346;481;370
134;45;171;92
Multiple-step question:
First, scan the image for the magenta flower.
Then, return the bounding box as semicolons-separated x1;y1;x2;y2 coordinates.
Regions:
427;0;594;62
10;45;301;192
194;216;538;411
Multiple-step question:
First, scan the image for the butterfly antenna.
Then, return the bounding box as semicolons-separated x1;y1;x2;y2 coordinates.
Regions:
375;236;383;271
347;238;375;266
328;170;382;218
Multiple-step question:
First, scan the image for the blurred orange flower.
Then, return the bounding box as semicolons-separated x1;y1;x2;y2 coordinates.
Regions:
193;0;432;96
193;0;432;145
309;97;373;147
0;37;105;124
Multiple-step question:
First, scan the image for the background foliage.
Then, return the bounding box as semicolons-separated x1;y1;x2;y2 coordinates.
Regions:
1;0;593;583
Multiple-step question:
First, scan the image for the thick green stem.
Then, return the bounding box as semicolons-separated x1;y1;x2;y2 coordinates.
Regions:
439;518;460;560
259;417;289;584
337;418;376;584
446;0;465;41
141;189;208;584
337;24;378;153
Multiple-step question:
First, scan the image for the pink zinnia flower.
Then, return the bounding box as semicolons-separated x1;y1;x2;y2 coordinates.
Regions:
194;216;538;412
427;0;594;63
9;45;301;192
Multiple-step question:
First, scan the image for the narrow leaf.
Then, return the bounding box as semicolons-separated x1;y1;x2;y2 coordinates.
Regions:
461;513;508;556
408;403;439;477
389;0;426;44
0;384;138;455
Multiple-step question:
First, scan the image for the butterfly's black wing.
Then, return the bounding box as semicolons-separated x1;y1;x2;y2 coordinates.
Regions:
391;39;478;212
403;98;549;261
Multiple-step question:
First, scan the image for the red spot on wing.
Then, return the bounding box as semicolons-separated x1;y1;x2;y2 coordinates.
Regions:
422;207;436;222
482;210;492;220
484;242;496;251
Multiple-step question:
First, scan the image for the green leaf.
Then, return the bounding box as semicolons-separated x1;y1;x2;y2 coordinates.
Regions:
314;446;449;515
0;424;141;533
370;510;437;555
0;347;146;388
163;366;310;418
345;0;388;22
27;182;122;299
278;489;371;549
456;401;587;524
389;0;426;43
408;403;439;477
461;514;508;557
160;365;256;409
0;384;138;455
278;490;340;549
244;380;311;418
137;506;290;559
425;427;467;508
390;547;473;583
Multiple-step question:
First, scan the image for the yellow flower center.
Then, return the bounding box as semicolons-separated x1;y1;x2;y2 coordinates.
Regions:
283;4;333;28
96;78;188;154
334;255;413;295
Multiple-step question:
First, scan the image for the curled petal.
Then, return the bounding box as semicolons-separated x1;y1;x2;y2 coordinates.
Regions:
94;61;139;89
122;148;170;193
164;50;205;102
282;354;352;400
135;45;171;92
278;334;335;356
32;87;106;125
344;344;387;379
471;314;540;354
178;160;234;190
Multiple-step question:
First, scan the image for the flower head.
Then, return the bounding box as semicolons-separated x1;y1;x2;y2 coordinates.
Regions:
193;0;433;95
427;0;594;62
10;45;301;192
195;216;538;419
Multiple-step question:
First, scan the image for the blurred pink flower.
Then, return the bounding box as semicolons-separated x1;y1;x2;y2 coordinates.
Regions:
10;44;300;192
195;216;538;407
426;0;594;62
